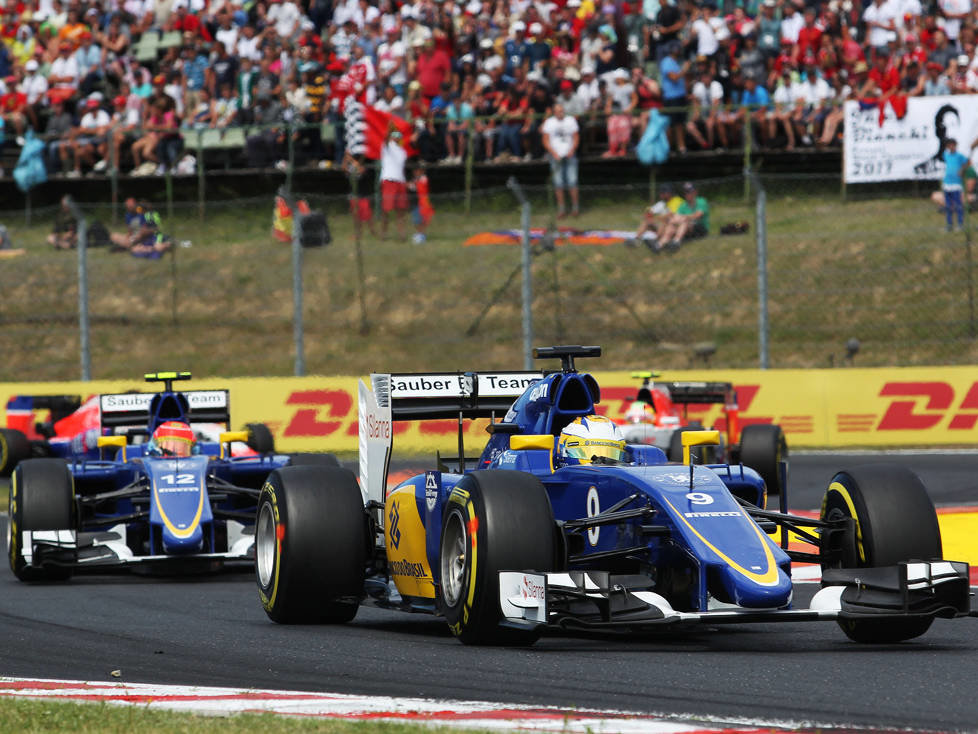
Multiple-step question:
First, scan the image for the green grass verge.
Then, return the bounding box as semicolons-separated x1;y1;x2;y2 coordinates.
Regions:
0;181;971;381
0;697;492;734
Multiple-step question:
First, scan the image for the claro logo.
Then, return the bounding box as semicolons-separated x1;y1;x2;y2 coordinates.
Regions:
877;382;978;430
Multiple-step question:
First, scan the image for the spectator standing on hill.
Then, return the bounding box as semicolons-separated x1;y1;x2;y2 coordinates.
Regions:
756;0;782;59
409;162;434;244
414;37;450;101
380;125;409;239
941;138;969;233
660;41;690;154
542;102;580;219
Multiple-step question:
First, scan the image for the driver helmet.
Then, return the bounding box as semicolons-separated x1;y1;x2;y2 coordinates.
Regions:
558;415;627;465
149;420;196;457
624;400;655;424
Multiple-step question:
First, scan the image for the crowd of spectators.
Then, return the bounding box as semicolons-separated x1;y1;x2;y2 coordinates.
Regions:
1;0;977;176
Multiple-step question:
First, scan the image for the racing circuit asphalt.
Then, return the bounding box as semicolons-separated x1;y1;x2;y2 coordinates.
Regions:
1;452;977;732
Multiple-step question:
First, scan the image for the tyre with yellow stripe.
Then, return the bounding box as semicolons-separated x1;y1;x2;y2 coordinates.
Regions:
8;458;75;581
0;428;31;478
256;465;366;623
820;464;942;643
438;470;555;646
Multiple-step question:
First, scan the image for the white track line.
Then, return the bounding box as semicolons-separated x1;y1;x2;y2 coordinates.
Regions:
0;677;839;733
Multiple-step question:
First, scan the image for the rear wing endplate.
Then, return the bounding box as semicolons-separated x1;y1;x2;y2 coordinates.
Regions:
359;371;542;506
99;390;231;431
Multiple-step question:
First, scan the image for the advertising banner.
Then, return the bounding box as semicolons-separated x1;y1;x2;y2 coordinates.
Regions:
843;95;978;183
3;368;978;452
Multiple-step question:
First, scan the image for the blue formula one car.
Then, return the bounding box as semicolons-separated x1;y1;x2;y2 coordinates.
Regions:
7;372;333;581
255;347;974;645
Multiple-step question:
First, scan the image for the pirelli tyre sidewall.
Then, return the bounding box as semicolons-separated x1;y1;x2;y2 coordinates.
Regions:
0;428;32;478
438;470;555;646
739;424;787;496
820;463;942;643
8;458;75;582
256;465;366;624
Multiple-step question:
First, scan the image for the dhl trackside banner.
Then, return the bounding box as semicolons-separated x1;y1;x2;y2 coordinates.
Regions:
3;368;978;452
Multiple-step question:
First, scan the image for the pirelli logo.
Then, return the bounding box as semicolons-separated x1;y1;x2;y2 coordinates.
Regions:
684;511;741;518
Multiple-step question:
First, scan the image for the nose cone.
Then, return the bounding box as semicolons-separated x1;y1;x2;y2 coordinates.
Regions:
719;563;793;608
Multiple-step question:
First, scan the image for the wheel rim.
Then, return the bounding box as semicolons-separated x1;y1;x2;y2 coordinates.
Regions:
440;511;467;607
256;501;277;588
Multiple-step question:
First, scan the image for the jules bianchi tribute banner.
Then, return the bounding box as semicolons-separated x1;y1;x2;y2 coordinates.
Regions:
843;95;978;183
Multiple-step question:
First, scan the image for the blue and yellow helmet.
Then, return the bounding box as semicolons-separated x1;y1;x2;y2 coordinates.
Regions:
558;415;626;465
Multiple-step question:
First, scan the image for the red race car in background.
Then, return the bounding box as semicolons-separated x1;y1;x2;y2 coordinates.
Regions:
617;372;787;495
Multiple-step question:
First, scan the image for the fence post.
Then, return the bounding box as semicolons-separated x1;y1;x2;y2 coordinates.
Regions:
290;193;306;377
110;121;119;225
66;196;91;381
743;108;752;203
507;177;533;370
755;179;769;369
464;126;474;215
197;130;206;220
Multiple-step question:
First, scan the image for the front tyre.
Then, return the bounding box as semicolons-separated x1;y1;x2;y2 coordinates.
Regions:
0;428;32;477
820;464;941;643
739;424;787;496
8;458;75;581
439;470;555;646
256;465;366;623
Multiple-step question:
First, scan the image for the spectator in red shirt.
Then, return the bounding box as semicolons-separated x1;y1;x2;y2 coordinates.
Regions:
794;7;822;65
413;37;450;100
168;5;213;42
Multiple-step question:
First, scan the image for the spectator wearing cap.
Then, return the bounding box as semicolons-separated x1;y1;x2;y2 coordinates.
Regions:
19;59;47;130
48;40;79;104
657;181;709;251
379;123;411;239
793;56;833;144
737;32;766;83
556;78;586;117
97;89;140;173
504;21;530;77
413;36;451;101
659;40;690;154
74;29;101;96
43;98;73;172
941;137;969;232
526;22;551;73
923;60;950;95
756;0;782;59
604;67;635;157
541;102;580;217
400;7;431;50
377;24;407;96
61;97;110;177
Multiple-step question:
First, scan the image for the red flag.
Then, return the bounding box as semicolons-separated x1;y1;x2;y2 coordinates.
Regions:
345;100;416;160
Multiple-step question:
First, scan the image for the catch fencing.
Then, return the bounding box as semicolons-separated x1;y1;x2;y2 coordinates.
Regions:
0;169;973;383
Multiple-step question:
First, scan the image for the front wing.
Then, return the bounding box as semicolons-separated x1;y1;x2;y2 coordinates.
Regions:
17;524;255;572
499;561;974;631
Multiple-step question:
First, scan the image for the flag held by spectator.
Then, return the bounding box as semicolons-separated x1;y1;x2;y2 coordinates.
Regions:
345;100;416;160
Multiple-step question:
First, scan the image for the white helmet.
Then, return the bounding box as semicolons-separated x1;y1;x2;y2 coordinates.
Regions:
558;415;626;465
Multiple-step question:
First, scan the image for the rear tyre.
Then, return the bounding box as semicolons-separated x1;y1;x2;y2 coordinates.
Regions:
666;425;717;463
8;458;75;581
820;464;941;643
256;465;366;623
438;470;555;646
0;428;32;478
739;424;787;496
245;423;275;454
288;452;340;467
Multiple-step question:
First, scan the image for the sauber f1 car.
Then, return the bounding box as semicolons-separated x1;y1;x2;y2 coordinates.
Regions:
619;372;788;495
255;347;974;644
7;372;333;581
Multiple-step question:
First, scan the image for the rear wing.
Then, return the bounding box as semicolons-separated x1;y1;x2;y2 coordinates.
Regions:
658;381;734;405
99;390;231;432
358;371;542;506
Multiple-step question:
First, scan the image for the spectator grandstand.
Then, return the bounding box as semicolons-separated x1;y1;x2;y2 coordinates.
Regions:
0;0;970;177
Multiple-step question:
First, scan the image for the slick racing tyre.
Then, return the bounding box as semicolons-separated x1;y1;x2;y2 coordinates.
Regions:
245;423;275;454
8;459;75;582
438;470;555;646
287;453;340;467
820;464;942;643
0;428;31;478
739;424;787;496
256;465;366;623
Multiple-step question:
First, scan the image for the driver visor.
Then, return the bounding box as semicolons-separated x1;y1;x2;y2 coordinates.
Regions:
563;439;625;462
